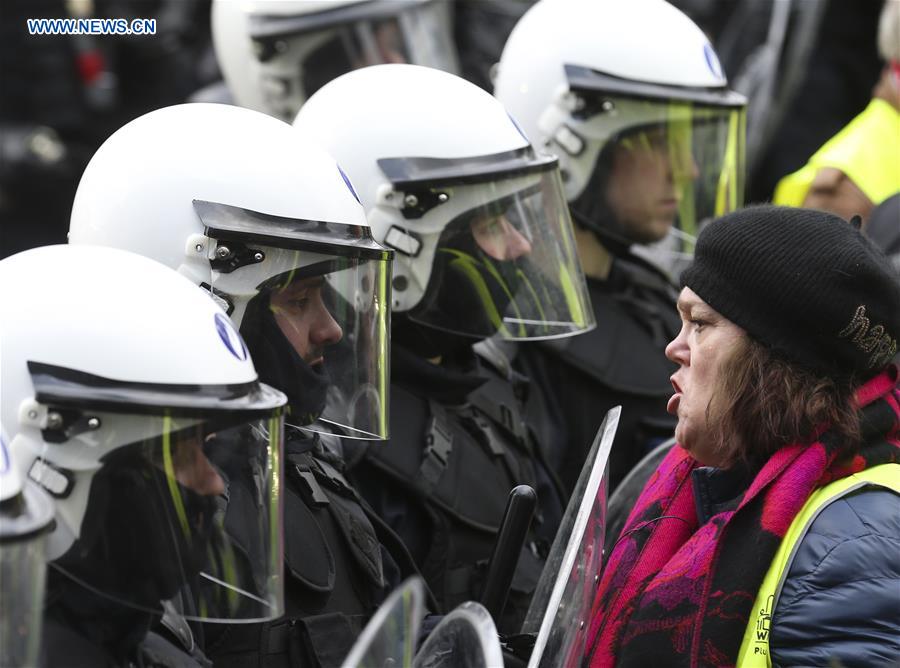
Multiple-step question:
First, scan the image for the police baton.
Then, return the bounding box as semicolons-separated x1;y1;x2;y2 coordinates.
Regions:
479;484;537;621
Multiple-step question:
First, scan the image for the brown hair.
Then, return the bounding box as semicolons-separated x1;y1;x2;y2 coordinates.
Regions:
707;337;862;469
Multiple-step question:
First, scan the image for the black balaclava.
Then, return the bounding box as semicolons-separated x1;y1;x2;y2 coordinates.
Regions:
392;312;474;360
240;291;330;426
405;214;522;354
48;441;217;657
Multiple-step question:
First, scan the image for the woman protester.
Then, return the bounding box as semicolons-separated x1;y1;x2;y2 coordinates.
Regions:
585;205;900;667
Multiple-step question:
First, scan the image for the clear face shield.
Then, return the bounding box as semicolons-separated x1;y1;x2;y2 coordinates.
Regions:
29;363;286;623
565;65;746;277
248;0;457;120
195;201;392;440
1;432;55;668
379;150;595;341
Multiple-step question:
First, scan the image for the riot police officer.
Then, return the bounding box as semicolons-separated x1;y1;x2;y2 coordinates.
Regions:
294;64;595;632
1;244;288;667
68;102;421;667
494;0;747;491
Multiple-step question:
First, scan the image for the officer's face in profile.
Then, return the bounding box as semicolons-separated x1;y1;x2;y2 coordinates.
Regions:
604;125;699;245
470;213;532;261
168;428;226;497
269;275;343;366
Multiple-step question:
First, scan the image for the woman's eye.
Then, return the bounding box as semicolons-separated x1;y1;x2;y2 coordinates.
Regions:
690;318;706;331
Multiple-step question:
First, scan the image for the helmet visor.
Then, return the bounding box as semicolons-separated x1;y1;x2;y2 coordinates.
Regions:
614;103;746;277
237;252;390;440
197;200;392;441
408;167;595;340
248;1;457;118
44;409;285;623
567;65;746;277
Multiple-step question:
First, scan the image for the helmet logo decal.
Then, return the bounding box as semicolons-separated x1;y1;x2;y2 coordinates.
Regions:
337;164;361;204
215;312;248;361
0;436;9;475
703;43;724;80
508;112;530;144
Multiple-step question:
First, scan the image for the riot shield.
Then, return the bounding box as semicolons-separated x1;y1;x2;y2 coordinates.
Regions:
341;576;426;668
413;601;503;668
521;406;621;668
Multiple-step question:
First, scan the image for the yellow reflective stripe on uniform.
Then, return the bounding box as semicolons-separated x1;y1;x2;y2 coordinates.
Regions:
736;463;900;667
773;99;900;207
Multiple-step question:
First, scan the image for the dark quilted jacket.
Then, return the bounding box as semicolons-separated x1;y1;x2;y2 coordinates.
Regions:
770;486;900;667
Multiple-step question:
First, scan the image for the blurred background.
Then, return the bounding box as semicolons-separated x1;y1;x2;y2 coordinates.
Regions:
0;0;886;259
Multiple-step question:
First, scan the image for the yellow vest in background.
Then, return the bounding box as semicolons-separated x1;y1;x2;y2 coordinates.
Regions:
774;99;900;207
736;463;900;667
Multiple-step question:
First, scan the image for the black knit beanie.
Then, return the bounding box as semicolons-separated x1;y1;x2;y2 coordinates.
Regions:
681;205;900;379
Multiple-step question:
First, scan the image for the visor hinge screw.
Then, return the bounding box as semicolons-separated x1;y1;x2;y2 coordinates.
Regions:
87;417;101;430
46;412;63;429
27;409;38;420
404;194;418;208
216;246;232;260
437;192;449;203
601;99;615;112
253;251;265;262
195;243;204;253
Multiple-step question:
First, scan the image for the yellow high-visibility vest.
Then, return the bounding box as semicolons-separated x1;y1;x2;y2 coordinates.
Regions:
736;463;900;667
773;99;900;207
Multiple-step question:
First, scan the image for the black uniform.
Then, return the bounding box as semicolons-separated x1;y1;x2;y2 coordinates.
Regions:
42;574;211;668
202;426;423;668
349;343;565;634
517;249;681;493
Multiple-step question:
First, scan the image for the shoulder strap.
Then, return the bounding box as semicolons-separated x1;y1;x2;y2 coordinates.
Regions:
364;386;519;533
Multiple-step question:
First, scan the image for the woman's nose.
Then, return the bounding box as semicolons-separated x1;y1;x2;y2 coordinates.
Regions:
665;327;689;364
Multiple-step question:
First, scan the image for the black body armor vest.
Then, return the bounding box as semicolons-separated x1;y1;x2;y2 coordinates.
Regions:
351;345;564;634
202;428;421;668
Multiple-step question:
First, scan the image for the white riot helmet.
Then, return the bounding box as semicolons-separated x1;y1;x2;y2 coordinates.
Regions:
0;244;287;623
69;103;392;440
295;64;594;345
212;0;459;121
494;0;747;276
0;423;54;668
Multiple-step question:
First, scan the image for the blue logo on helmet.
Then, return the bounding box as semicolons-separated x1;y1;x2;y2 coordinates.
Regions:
703;43;724;80
215;312;248;361
508;113;530;144
337;164;361;204
0;437;9;475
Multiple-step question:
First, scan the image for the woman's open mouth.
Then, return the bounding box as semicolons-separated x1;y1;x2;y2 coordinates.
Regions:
667;378;682;415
